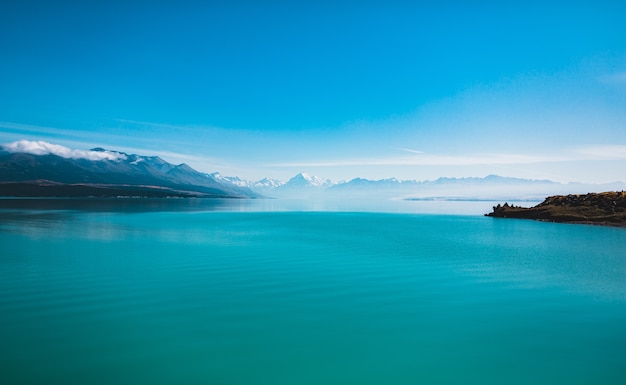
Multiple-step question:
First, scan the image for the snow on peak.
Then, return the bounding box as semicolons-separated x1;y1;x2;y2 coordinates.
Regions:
286;172;333;187
253;177;285;188
2;140;127;161
207;172;251;187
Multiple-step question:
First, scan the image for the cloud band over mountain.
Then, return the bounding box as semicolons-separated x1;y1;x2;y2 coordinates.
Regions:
2;140;126;161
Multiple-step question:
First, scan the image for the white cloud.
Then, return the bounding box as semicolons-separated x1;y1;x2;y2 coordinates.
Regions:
398;148;424;154
270;144;626;169
576;145;626;159
2;140;126;161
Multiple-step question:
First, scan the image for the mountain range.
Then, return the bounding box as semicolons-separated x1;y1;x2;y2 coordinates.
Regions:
208;171;626;201
2;143;625;200
0;147;258;198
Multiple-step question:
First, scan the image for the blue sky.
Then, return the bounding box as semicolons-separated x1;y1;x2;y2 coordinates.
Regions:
1;1;626;183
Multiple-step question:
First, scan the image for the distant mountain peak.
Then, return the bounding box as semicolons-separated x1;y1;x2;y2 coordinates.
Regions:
253;177;284;189
285;172;332;188
206;172;253;187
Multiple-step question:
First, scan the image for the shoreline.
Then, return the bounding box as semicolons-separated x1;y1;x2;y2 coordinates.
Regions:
486;192;626;228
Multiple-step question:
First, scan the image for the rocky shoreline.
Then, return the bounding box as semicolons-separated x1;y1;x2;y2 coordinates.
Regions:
486;191;626;227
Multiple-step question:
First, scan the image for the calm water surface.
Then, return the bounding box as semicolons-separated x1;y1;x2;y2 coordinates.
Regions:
1;199;625;384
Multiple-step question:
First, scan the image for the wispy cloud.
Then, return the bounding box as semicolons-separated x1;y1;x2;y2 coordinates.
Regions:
0;121;227;165
2;140;126;161
0;137;241;174
269;145;626;169
576;145;626;159
0;121;142;150
0;121;84;138
398;148;424;154
0;120;216;150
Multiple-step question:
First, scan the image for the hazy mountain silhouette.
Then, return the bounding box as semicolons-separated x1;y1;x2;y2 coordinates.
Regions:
2;142;625;200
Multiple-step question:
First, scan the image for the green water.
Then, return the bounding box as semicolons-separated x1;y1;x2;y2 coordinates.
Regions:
1;199;625;384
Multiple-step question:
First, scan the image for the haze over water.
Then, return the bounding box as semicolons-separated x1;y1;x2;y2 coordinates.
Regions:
1;199;625;384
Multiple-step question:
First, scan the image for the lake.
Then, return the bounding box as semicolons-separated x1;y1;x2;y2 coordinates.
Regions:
1;198;625;384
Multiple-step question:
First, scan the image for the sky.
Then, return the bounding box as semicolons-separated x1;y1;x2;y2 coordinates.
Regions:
1;1;626;183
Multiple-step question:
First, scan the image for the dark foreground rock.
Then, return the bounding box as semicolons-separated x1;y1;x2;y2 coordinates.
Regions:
486;191;626;227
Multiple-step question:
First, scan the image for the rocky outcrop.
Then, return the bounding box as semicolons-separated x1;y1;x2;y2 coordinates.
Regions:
486;192;626;227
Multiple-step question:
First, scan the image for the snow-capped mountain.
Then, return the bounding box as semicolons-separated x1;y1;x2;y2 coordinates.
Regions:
280;172;333;189
3;140;625;200
206;173;285;191
204;172;334;198
195;170;626;201
326;174;626;200
259;172;334;198
252;177;285;189
0;142;259;198
206;172;253;187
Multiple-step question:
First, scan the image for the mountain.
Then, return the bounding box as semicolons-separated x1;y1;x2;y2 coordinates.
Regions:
4;140;624;201
264;172;334;198
197;170;626;201
252;177;285;189
0;147;258;198
280;172;333;188
206;173;285;196
325;174;626;200
206;172;253;187
206;172;335;199
431;174;555;185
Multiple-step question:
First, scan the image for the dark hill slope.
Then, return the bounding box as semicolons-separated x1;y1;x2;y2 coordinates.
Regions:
0;151;258;198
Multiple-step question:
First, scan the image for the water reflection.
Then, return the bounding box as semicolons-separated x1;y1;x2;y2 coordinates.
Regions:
0;197;540;215
0;198;251;213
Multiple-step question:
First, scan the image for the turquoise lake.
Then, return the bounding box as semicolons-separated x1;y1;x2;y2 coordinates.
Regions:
1;198;625;384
